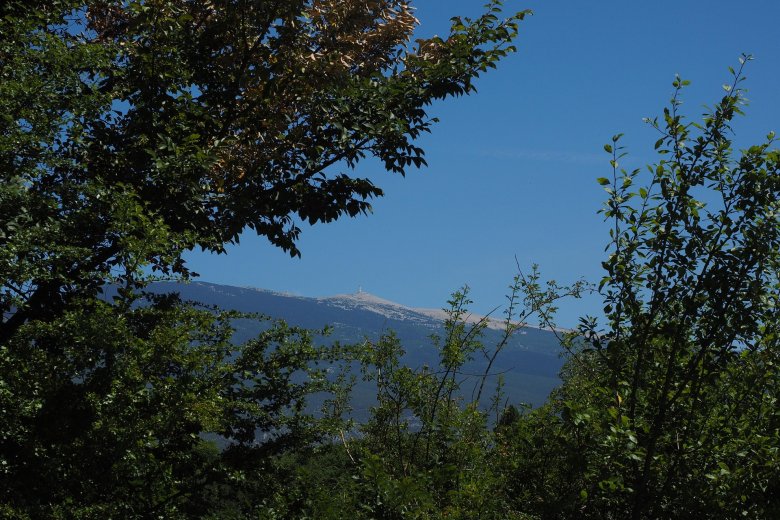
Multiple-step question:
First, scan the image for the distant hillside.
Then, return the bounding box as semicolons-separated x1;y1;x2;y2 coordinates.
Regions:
144;281;568;407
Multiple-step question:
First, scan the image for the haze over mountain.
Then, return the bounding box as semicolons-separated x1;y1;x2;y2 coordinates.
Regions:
145;281;568;407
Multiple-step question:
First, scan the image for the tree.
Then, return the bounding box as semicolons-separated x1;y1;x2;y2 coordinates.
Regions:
0;0;529;343
0;1;530;516
0;292;354;517
336;276;582;519
503;59;780;519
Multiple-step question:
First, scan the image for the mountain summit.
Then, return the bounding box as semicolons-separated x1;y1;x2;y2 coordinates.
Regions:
320;290;431;323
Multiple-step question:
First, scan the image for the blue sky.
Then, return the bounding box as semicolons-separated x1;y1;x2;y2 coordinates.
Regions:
184;0;780;327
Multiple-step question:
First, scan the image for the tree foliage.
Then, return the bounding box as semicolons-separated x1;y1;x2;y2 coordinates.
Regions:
0;292;351;517
0;0;528;343
503;60;780;519
0;1;529;516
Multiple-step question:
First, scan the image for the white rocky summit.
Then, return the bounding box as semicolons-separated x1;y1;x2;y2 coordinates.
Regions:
319;289;513;331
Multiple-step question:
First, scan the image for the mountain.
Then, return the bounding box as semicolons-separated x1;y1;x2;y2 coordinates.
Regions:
143;281;567;407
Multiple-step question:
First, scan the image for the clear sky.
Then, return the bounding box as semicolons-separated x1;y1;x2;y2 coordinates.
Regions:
183;0;780;327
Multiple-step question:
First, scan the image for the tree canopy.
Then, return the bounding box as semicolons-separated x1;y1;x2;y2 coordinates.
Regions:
502;61;780;519
0;0;527;343
1;1;535;516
